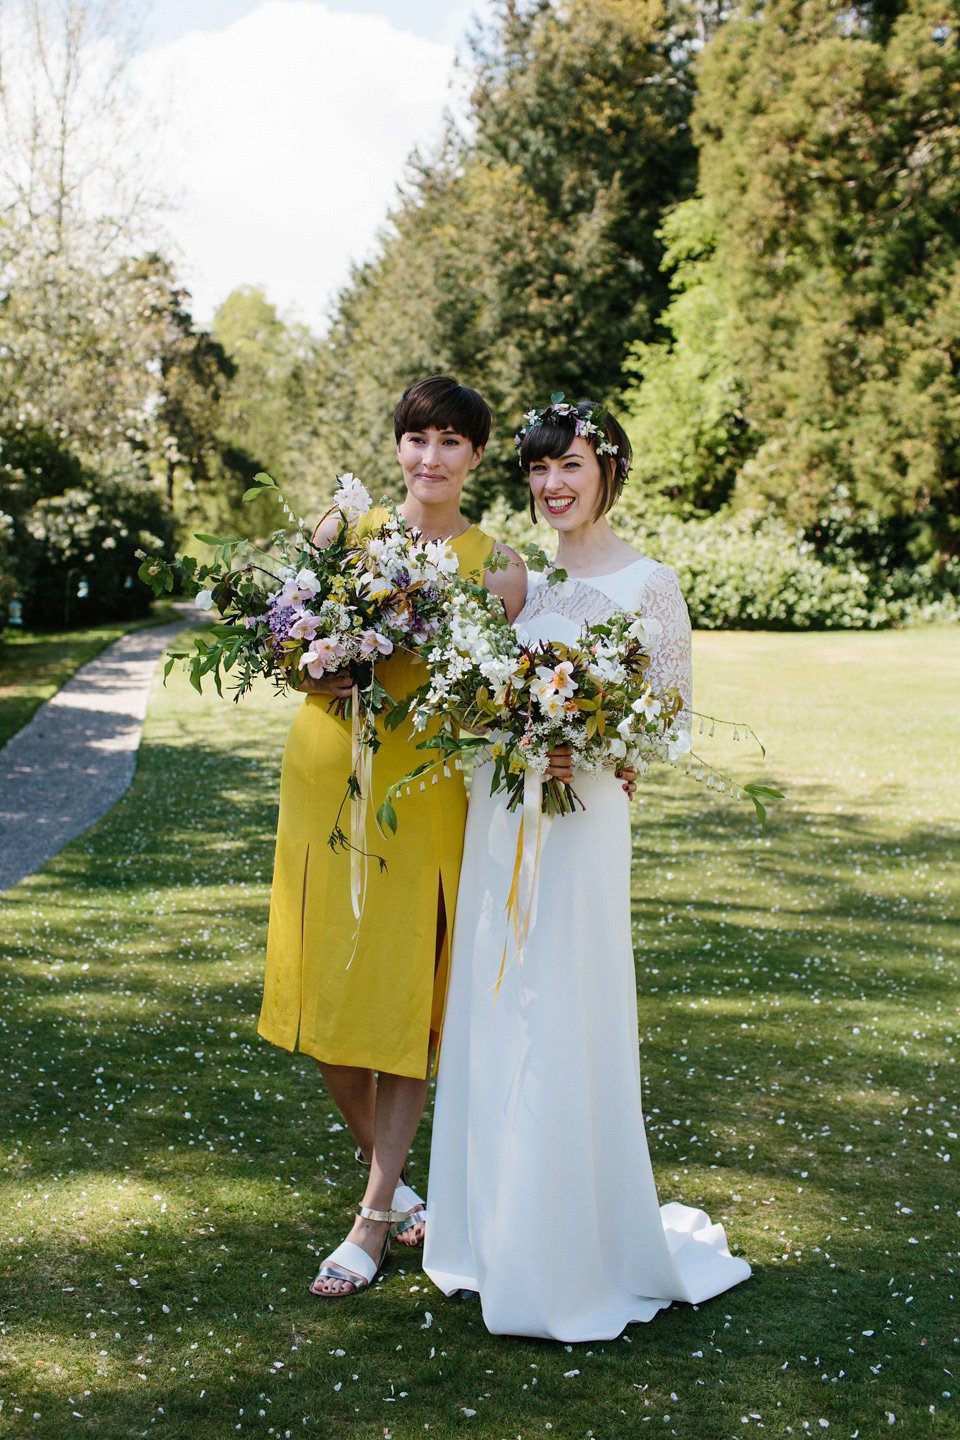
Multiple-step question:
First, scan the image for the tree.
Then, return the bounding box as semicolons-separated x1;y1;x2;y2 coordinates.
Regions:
622;0;960;561
212;287;323;512
620;197;753;517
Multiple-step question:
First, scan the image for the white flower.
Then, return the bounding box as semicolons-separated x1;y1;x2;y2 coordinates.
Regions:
633;688;662;722
532;687;568;720
616;717;634;742
667;729;693;761
534;661;577;698
194;589;214;611
422;538;459;577
356;573;393;604
333;472;372;523
627;615;662;645
294;567;322;597
607;736;627;760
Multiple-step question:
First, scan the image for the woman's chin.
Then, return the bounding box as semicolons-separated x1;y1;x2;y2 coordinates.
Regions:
539;505;577;529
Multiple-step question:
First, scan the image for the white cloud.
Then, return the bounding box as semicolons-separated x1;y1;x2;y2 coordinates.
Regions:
133;1;455;331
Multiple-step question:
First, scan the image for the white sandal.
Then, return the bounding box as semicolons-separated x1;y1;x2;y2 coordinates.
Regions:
309;1206;392;1297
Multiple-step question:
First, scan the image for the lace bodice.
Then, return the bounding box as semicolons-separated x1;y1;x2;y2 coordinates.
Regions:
514;559;693;716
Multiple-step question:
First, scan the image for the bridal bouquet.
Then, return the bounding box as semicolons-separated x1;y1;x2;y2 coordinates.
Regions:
380;570;780;832
380;581;688;826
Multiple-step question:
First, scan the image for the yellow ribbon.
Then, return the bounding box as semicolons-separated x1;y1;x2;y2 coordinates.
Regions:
495;769;550;998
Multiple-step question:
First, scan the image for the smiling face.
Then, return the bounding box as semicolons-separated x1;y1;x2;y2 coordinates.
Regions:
528;435;604;532
396;425;483;508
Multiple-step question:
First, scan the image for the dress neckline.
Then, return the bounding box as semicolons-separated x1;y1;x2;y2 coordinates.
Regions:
551;555;651;582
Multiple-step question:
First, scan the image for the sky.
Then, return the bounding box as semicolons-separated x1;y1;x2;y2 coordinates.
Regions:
132;1;491;332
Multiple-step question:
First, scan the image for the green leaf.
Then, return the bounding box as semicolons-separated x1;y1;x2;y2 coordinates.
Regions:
194;533;232;546
742;782;785;826
376;798;398;835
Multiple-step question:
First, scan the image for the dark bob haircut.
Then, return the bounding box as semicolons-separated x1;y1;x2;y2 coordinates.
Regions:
517;401;632;522
393;375;492;451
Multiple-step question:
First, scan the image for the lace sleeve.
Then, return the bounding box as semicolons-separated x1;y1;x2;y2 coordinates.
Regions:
640;566;693;721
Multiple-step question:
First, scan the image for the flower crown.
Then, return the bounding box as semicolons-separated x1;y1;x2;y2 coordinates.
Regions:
514;393;627;476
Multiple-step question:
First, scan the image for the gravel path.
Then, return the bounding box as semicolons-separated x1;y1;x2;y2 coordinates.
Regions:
0;613;191;892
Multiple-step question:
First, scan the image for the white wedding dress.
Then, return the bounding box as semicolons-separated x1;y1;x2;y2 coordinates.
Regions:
423;558;751;1341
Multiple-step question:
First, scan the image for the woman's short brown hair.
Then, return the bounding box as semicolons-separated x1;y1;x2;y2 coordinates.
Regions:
393;376;492;451
517;401;632;522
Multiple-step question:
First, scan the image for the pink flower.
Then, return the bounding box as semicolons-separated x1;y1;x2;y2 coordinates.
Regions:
359;629;394;658
288;609;321;642
300;638;346;676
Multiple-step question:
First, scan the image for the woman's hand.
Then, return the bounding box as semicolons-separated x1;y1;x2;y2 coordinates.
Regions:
297;668;354;699
615;763;638;800
545;743;574;784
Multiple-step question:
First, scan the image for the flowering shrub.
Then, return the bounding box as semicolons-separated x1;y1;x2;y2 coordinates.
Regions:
480;499;960;630
18;477;173;628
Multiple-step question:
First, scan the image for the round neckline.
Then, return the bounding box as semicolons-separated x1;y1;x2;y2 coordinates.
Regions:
411;521;474;545
551;555;650;582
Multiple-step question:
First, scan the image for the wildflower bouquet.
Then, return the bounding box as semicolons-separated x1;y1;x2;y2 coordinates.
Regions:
386;583;688;822
383;571;780;829
138;472;458;708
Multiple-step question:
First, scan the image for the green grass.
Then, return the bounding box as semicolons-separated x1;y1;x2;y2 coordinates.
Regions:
1;627;957;1440
0;604;178;749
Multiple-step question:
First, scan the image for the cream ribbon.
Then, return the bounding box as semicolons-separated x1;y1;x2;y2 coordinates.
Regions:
496;769;552;997
347;682;374;941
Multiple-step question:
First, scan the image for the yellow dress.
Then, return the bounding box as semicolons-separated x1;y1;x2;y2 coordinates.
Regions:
258;522;494;1080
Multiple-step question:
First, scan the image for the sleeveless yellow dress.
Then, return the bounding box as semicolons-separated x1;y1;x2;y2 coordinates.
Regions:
258;521;494;1080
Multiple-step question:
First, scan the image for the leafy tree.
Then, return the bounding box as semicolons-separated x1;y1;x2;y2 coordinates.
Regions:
620;197;753;517
212;287;323;513
622;0;960;562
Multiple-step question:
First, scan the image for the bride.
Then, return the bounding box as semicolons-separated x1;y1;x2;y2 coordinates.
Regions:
423;398;751;1341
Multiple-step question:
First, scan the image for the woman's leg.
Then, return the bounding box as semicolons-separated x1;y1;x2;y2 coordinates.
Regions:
312;1070;429;1294
317;1061;376;1160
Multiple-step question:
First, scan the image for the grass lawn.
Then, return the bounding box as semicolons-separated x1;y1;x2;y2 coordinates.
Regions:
1;627;957;1440
0;604;179;750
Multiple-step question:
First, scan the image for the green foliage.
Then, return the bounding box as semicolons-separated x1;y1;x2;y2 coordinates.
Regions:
480;495;960;628
16;470;174;628
622;197;754;513
212;287;323;513
699;0;960;545
619;0;960;565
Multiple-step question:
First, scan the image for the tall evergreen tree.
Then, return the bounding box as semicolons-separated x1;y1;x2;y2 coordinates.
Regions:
623;0;960;561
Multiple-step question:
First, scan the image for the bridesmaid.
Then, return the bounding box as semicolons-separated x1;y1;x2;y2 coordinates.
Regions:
258;376;526;1297
424;396;751;1339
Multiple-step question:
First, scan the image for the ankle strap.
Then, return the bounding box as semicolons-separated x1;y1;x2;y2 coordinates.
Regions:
357;1204;397;1224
